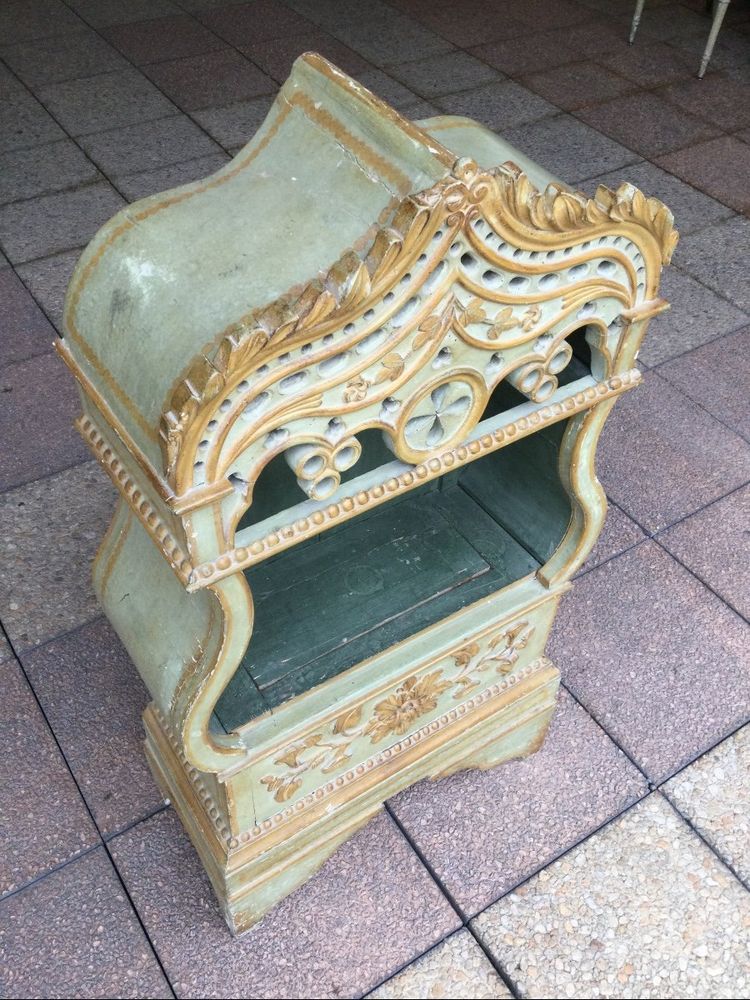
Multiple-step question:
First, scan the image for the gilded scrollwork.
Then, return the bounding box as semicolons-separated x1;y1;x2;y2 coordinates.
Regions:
159;157;677;494
259;620;534;803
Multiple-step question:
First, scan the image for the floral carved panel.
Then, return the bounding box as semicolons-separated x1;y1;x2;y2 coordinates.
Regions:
258;618;536;804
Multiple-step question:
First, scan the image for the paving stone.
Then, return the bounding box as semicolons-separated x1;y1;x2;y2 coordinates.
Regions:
388;51;502;99
665;725;750;885
657;136;750;213
145;48;275;111
523;61;636;112
389;690;647;915
582;160;735;235
403;98;443;122
0;29;130;89
667;22;750;72
577;503;646;575
0;0;81;45
369;930;510;999
435;81;557;132
198;0;315;44
473;794;750;999
65;0;181;25
637;267;748;366
597;40;695;86
15;249;80;332
22;618;164;838
78;114;222;178
405;1;530;48
291;0;454;66
0;267;57;367
555;18;636;57
0;92;65;155
0;62;25;101
0;462;115;651
578;92;721;157
550;541;750;782
0;353;89;491
110;808;461;999
656;325;750;441
470;30;584;77
0;848;171;999
0;140;101;206
356;68;422;111
674;216;750;313
596;371;750;532
501;114;640;185
239;30;371;83
0;183;124;264
191;96;274;148
659;484;750;619
0;656;98;897
621;0;718;41
471;21;629;77
116;152;231;202
37;68;176;137
661;72;750;132
102;13;228;65
511;0;599;29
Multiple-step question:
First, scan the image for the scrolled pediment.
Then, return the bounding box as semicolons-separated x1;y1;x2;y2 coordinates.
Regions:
161;156;675;501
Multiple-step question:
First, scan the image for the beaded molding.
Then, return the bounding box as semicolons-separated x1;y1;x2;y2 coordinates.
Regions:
77;415;194;586
151;706;233;847
189;370;641;590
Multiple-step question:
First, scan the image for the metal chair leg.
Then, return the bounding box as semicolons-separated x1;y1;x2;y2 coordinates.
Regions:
629;0;647;43
699;0;731;77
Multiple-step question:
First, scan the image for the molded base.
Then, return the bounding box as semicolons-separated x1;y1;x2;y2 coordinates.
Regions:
144;658;559;934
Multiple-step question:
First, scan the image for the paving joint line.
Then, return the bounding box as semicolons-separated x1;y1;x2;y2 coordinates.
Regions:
382;801;523;995
0;618;177;997
658;789;750;895
0;840;102;907
0;454;96;501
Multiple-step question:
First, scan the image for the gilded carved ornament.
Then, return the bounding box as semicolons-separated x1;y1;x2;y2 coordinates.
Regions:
159;159;677;495
260;619;534;803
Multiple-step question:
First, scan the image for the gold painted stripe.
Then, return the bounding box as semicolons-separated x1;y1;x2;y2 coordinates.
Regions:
56;340;174;502
293;90;413;194
99;514;132;597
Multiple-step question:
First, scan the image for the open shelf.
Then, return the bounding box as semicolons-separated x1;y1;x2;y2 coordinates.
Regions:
213;372;579;732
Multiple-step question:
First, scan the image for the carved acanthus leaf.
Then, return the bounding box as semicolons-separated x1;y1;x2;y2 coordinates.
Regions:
494;164;678;265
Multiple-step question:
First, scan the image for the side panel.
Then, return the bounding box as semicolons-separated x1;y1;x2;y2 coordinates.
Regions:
94;502;220;715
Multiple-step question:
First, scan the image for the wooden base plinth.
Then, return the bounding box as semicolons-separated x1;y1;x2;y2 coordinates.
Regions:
144;658;559;934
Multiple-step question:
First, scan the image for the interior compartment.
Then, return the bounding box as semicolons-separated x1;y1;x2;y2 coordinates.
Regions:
213;335;593;731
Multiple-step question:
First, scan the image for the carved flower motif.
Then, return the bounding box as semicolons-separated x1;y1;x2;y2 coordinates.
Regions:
343;375;370;403
365;670;451;743
404;380;473;452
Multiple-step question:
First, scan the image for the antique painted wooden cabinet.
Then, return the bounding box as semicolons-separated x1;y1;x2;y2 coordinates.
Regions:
58;54;676;934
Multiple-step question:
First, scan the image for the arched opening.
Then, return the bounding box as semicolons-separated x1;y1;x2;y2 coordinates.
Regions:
214;332;594;732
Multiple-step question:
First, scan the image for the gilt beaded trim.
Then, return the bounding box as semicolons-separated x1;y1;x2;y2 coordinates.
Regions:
151;707;233;846
77;415;194;586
